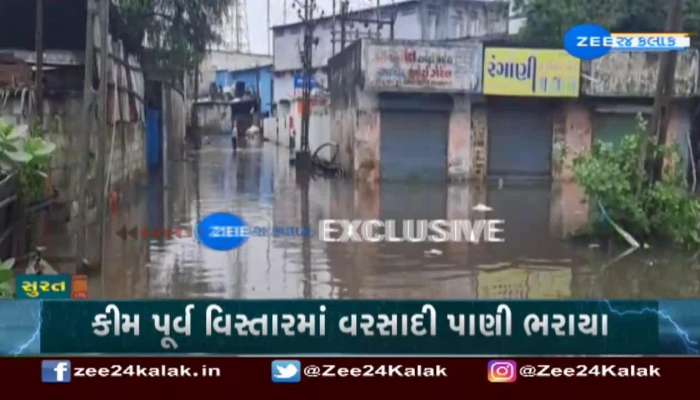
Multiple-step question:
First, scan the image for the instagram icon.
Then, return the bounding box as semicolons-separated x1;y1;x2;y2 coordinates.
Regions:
487;360;517;383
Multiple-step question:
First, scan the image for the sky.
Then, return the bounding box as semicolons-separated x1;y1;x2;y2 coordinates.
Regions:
246;0;405;54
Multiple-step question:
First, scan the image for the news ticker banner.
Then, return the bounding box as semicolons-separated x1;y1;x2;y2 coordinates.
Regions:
0;300;699;356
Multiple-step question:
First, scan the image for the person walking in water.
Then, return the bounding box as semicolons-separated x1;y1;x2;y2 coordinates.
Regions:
231;119;238;151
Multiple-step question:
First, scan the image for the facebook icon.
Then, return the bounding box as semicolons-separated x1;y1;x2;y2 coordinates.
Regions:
41;360;71;383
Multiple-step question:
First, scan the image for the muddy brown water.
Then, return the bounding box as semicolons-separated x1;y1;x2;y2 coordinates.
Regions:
40;136;700;299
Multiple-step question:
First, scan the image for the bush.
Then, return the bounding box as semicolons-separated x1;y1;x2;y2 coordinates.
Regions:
573;117;700;248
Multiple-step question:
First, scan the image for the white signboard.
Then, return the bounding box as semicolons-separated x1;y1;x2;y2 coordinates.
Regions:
364;41;483;93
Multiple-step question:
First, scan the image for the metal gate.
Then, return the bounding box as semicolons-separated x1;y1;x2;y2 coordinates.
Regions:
380;94;451;182
488;100;553;177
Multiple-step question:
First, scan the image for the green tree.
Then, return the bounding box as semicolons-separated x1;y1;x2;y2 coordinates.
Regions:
512;0;700;45
115;0;233;72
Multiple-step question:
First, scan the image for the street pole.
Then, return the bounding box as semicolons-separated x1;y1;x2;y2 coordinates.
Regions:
332;0;336;55
376;0;381;39
35;0;44;125
301;0;311;154
340;1;347;50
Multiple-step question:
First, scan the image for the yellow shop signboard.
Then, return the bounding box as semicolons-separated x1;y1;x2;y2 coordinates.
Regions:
483;48;580;97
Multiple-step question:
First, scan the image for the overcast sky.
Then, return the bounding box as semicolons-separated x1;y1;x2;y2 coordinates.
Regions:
247;0;406;54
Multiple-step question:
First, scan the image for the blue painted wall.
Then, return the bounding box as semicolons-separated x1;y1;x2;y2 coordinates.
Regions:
215;66;274;116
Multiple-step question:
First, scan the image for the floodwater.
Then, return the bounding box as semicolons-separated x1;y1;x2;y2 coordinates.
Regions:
43;136;700;299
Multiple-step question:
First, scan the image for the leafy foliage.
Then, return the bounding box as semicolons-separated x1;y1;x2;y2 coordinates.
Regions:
512;0;700;45
0;121;56;203
0;122;29;172
116;0;233;72
573;116;700;248
0;258;14;299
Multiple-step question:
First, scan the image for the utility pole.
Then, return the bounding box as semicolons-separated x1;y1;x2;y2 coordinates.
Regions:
376;0;381;39
332;0;336;55
340;0;348;50
76;0;97;270
35;0;44;125
293;0;323;168
643;0;684;184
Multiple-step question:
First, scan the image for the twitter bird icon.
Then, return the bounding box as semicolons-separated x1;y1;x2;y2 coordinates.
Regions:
271;360;301;383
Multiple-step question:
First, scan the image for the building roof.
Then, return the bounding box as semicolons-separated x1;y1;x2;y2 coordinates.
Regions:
216;64;274;74
272;0;419;31
271;0;508;31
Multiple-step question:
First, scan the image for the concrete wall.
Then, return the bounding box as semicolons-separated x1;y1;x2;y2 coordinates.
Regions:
329;41;364;176
582;50;700;97
665;102;692;174
0;92;146;201
554;102;592;181
272;70;328;105
164;87;187;161
448;95;472;181
262;99;332;162
193;102;232;135
470;104;488;180
418;0;508;40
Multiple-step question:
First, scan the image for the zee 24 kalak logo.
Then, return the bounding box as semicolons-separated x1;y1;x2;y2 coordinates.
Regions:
564;23;690;60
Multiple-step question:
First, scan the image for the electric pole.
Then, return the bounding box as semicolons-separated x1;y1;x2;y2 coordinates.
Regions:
292;0;324;168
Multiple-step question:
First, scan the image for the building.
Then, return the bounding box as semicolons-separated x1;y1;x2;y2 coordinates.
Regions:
215;64;274;116
271;0;510;106
265;0;509;159
329;38;483;182
480;47;698;182
327;37;699;183
197;50;272;98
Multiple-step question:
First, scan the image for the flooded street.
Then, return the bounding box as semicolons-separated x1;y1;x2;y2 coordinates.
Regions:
48;136;700;300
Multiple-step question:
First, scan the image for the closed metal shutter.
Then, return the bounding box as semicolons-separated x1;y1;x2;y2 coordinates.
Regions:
488;100;553;177
380;95;451;182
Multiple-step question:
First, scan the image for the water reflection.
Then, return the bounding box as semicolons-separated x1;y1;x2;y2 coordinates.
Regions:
40;137;700;299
